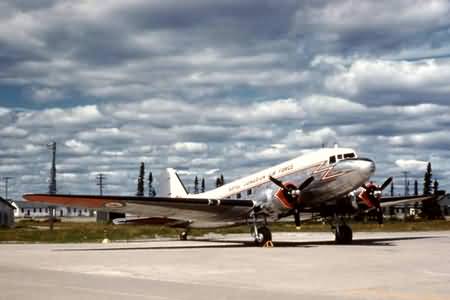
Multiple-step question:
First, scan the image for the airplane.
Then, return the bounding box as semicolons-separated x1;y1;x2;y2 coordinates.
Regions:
23;146;437;246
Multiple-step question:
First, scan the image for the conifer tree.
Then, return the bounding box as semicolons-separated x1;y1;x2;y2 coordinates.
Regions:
215;177;221;188
390;181;394;197
136;162;145;196
201;177;205;193
414;180;418;196
148;171;155;196
194;176;199;194
433;179;439;194
423;162;432;195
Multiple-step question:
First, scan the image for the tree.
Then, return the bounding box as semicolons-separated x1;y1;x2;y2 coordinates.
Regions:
421;162;443;219
215;177;221;188
423;162;432;195
201;177;205;193
433;179;439;194
194;176;199;194
414;180;418;196
215;174;225;187
148;171;156;197
136;162;145;196
390;181;394;197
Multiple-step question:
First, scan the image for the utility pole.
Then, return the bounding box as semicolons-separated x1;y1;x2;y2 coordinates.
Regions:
402;171;409;196
96;173;106;196
2;177;13;201
47;142;57;195
47;142;57;231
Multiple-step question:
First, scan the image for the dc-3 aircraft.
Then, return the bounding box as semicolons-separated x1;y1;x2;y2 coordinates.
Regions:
23;147;436;246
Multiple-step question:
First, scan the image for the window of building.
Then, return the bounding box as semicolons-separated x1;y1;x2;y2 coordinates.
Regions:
329;156;336;164
236;193;241;199
247;189;252;195
67;208;71;213
39;208;42;213
21;208;24;213
33;208;36;213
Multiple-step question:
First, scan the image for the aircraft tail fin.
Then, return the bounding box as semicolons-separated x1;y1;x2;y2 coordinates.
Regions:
159;168;189;198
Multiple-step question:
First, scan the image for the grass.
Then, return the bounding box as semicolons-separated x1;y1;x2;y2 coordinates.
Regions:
1;219;449;243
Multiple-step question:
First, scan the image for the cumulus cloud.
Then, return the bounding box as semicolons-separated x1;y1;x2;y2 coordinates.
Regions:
1;1;450;199
395;159;429;171
173;142;208;153
325;59;450;105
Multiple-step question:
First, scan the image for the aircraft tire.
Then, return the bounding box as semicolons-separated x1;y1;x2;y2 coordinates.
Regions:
255;226;272;246
179;231;188;241
335;224;353;244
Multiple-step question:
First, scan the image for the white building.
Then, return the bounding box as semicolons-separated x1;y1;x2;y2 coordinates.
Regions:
12;201;92;219
0;197;15;228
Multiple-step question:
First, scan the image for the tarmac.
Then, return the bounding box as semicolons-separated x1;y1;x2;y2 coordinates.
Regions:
0;231;449;300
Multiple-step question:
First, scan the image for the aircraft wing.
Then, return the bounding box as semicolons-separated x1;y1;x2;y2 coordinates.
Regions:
379;194;437;208
22;194;255;217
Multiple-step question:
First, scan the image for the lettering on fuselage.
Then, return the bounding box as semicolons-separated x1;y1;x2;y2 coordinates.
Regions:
227;163;295;193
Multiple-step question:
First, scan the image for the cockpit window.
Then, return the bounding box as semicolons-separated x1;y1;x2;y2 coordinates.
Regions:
329;156;336;164
344;153;355;159
337;154;343;159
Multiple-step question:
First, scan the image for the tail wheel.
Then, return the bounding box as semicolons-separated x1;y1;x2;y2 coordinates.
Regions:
179;231;188;241
335;224;353;244
255;226;272;246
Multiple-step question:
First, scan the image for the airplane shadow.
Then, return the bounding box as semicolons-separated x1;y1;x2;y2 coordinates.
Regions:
54;235;437;252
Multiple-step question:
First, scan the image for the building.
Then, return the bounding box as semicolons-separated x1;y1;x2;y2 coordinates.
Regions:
0;197;15;228
12;201;92;219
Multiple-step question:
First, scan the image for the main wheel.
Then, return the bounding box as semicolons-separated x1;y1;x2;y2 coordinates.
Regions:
335;224;353;244
254;226;272;246
179;231;188;241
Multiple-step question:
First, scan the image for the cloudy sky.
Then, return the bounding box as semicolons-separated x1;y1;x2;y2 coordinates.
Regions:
1;0;450;199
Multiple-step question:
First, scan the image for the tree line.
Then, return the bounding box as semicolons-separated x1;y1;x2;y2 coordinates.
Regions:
135;162;225;196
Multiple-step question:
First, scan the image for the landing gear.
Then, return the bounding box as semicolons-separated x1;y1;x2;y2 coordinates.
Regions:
250;213;272;246
332;217;353;244
179;231;188;241
254;226;272;246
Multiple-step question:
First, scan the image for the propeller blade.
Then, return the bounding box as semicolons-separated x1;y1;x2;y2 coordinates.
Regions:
298;176;314;191
380;177;393;191
269;176;286;190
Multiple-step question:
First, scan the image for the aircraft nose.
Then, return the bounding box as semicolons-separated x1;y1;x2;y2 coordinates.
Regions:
356;158;376;176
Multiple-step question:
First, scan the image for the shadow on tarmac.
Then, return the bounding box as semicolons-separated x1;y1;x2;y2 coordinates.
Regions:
55;235;437;252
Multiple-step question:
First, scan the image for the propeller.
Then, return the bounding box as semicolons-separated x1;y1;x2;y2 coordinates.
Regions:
362;177;393;224
269;175;314;228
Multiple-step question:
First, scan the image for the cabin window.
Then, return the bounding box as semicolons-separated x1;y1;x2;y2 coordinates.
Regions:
236;193;241;199
247;189;252;195
344;153;355;159
329;156;336;164
337;154;343;160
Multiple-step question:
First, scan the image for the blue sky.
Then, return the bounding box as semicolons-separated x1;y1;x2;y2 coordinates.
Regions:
1;0;450;199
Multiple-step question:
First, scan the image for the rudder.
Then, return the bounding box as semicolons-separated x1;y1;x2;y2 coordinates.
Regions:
159;168;189;198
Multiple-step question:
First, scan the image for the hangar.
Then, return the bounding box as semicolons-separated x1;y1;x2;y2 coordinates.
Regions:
0;197;15;228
